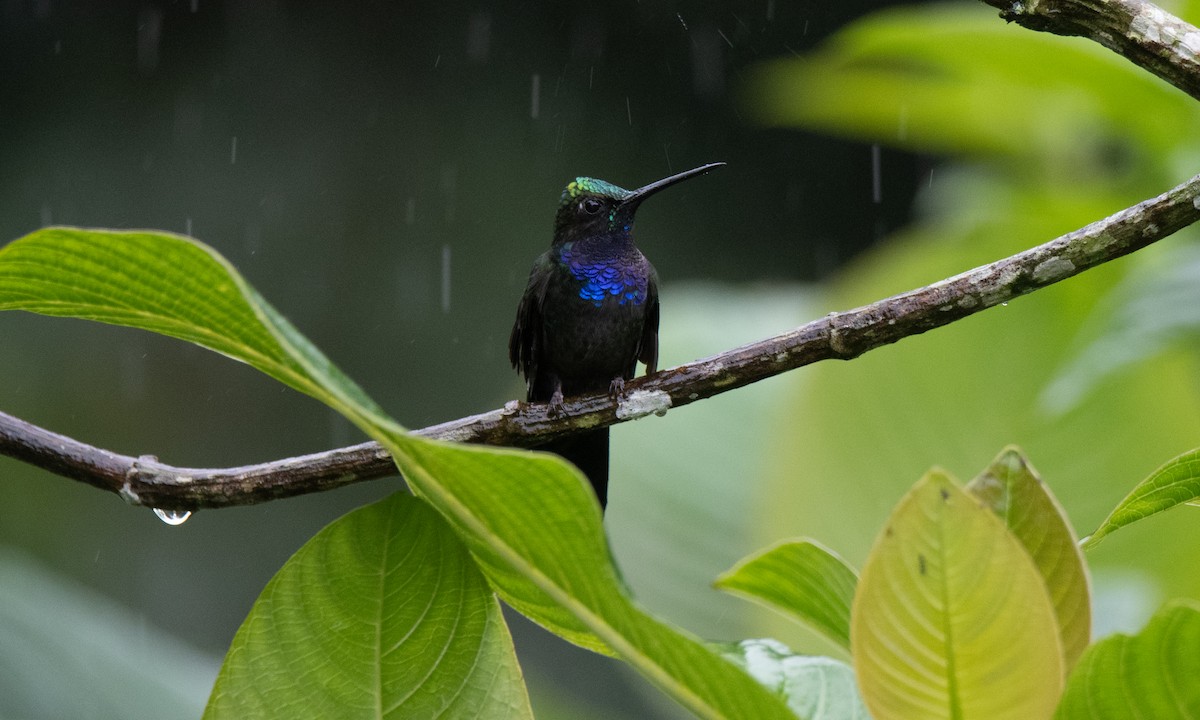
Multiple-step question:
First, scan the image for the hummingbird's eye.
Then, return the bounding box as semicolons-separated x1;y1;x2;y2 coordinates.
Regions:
579;198;604;215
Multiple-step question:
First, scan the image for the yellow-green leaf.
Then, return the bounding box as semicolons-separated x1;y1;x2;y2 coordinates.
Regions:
852;470;1063;720
966;447;1091;671
715;539;857;652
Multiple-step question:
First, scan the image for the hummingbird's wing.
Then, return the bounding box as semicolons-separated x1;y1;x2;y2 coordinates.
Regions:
509;254;552;390
637;274;659;374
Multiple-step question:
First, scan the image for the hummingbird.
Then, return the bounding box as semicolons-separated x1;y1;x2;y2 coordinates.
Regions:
509;162;725;509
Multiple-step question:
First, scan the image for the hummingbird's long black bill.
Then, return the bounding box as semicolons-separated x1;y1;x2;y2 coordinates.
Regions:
623;162;725;207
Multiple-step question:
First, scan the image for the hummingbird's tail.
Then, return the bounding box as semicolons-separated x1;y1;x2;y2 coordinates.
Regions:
540;428;610;510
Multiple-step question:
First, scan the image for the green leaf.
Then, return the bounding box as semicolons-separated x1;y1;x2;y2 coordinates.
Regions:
0;227;382;421
0;227;796;719
204;492;532;720
387;435;798;719
966;447;1091;671
721;639;870;720
852;470;1063;720
1055;600;1200;719
1084;446;1200;549
715;540;857;652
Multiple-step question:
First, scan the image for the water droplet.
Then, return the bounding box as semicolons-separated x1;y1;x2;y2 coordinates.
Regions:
153;508;192;526
229;135;238;164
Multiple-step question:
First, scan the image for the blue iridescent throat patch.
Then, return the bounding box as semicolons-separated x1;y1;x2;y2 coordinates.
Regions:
559;244;646;308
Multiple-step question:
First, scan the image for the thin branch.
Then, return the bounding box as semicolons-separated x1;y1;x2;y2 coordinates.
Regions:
4;172;1200;510
981;0;1200;102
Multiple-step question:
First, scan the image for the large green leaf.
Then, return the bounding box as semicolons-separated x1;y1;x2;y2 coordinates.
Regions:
852;470;1063;720
204;492;532;719
0;227;795;719
1055;600;1200;719
387;434;797;719
715;540;857;652
1083;447;1200;549
0;227;381;420
966;447;1091;671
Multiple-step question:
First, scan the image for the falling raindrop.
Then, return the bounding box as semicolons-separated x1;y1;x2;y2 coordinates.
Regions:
440;165;457;223
441;244;452;314
625;96;632;126
433;54;441;69
690;25;725;99
136;7;163;75
676;13;689;31
871;144;882;204
185;217;193;236
404;197;416;225
465;12;491;62
717;28;734;49
530;74;541;119
229;136;238;164
153;508;192;526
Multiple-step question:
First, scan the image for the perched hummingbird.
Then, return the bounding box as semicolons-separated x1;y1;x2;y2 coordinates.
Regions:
509;162;725;509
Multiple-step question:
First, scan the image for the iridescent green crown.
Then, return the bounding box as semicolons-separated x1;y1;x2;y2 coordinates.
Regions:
560;177;632;206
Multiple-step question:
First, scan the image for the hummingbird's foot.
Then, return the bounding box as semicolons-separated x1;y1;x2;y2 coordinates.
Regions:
608;377;626;399
548;388;567;417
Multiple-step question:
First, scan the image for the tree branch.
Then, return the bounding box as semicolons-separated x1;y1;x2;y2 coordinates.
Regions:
981;0;1200;102
5;171;1200;510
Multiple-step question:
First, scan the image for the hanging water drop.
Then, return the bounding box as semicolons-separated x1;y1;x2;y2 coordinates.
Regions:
153;508;193;526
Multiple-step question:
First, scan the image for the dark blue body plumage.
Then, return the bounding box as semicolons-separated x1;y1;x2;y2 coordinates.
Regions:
509;164;723;509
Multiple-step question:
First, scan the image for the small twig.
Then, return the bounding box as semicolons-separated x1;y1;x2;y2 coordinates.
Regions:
4;172;1200;510
980;0;1200;102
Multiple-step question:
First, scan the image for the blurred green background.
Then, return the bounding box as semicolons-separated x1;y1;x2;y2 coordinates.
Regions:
4;1;1200;718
